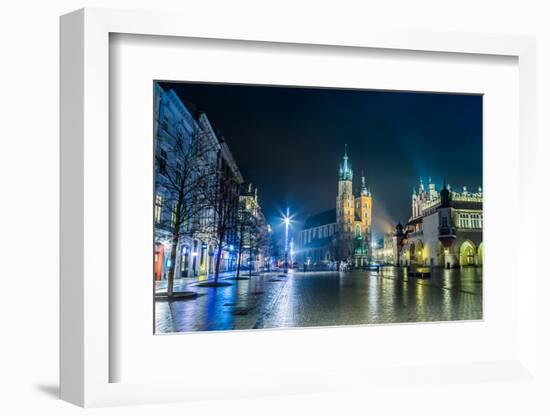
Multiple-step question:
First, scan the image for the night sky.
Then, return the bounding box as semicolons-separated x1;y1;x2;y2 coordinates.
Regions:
159;82;482;241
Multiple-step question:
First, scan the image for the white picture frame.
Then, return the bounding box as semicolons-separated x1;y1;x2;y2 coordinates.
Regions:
60;8;537;407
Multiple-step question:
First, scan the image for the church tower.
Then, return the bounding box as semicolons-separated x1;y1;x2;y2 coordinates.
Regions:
355;174;372;241
336;145;355;260
351;173;373;266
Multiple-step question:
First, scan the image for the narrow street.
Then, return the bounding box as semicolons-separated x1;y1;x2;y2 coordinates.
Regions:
155;267;482;333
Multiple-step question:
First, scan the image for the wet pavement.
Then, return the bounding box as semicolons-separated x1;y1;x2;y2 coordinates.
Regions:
155;267;482;334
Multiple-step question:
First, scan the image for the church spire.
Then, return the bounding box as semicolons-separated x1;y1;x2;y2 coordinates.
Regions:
360;172;369;196
338;144;353;181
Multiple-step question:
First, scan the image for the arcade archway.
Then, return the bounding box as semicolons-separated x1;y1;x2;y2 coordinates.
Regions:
408;241;424;265
459;240;476;267
415;241;424;265
409;242;415;265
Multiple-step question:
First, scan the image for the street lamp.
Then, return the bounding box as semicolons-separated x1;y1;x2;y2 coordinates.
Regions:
266;224;273;271
283;207;291;274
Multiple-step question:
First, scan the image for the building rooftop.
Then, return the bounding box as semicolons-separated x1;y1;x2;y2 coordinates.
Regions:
303;209;336;230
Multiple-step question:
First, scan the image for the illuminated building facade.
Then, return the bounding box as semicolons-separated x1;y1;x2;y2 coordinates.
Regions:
238;182;269;273
154;84;243;280
394;178;483;268
372;233;396;264
299;147;373;268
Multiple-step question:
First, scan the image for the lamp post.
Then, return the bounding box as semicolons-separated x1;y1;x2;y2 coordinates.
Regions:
283;207;290;274
266;224;272;272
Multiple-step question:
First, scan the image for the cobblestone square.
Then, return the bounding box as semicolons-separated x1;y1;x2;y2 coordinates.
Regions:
155;267;482;333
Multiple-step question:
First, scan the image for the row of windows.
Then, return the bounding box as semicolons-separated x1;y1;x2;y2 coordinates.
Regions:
154;194;163;224
155;194;178;227
156;191;240;235
160;109;193;141
457;212;483;229
157;147;187;187
158;149;168;175
303;223;336;244
154;193;190;231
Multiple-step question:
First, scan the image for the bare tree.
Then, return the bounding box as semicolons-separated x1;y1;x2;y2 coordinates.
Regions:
247;215;261;279
155;121;219;297
235;210;254;279
234;206;269;278
215;185;237;283
202;150;241;285
251;217;269;274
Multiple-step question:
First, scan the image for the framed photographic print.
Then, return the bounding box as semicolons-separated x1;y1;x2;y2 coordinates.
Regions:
152;81;483;334
60;8;538;408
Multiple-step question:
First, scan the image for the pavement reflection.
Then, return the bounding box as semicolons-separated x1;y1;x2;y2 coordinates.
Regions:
155;267;483;334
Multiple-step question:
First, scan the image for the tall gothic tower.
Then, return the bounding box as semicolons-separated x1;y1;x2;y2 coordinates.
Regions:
355;174;372;239
336;145;355;259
